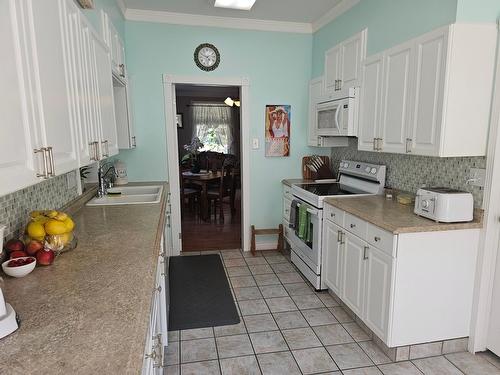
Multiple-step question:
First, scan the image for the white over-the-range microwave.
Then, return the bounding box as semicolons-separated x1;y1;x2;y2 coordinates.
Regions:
316;87;358;137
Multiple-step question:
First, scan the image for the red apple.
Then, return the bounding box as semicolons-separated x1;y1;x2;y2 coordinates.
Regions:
25;240;44;256
4;239;25;253
36;249;55;266
10;250;27;259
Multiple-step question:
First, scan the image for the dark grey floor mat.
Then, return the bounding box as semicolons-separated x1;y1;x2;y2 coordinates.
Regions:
168;254;240;331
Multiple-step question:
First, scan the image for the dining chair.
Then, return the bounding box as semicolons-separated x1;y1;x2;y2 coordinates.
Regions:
180;173;200;215
207;162;236;223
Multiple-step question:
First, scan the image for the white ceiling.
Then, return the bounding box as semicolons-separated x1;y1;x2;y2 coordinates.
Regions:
124;0;343;23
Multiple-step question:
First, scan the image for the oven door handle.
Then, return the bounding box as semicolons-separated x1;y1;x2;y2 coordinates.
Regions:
306;208;318;216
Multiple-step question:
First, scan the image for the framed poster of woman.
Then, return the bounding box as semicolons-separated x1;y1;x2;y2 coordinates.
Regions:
265;105;290;157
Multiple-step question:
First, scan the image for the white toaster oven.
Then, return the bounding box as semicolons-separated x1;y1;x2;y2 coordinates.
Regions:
414;187;473;223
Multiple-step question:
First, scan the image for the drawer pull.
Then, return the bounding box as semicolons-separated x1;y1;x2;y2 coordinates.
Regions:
363;246;369;260
337;230;342;242
374;236;381;242
350;223;356;229
330;213;335;218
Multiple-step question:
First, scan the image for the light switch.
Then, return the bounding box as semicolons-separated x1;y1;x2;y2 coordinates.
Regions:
468;168;486;187
252;138;259;149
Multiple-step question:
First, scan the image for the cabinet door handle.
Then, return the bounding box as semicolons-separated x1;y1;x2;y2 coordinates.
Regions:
34;148;49;179
340;231;345;245
373;138;377;151
102;140;109;157
131;136;136;148
350;223;356;229
119;63;125;77
94;141;101;160
374;236;381;242
89;142;96;161
46;146;55;177
406;138;412;153
363;246;369;260
337;230;342;242
330;212;335;218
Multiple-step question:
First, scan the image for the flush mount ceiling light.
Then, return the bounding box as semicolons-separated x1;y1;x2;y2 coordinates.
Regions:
214;0;256;11
224;97;240;107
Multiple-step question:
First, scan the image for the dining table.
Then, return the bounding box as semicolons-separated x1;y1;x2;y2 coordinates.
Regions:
182;170;222;221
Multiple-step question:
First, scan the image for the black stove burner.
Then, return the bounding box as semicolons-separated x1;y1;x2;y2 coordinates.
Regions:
297;183;359;196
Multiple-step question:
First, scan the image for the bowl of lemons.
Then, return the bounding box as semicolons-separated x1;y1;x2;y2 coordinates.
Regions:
26;210;77;255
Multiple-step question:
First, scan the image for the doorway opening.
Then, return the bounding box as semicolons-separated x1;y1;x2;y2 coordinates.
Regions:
176;84;241;252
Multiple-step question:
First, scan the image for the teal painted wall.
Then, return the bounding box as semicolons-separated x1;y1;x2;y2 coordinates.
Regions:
312;0;458;78
120;22;327;228
80;0;125;39
456;0;500;22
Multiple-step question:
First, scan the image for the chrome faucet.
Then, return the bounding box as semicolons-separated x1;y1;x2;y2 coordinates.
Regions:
97;161;117;198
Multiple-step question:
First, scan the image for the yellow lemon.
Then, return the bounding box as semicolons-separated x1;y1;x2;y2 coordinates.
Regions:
30;210;44;219
32;235;45;242
33;215;50;224
54;212;68;222
45;210;59;219
27;221;46;239
63;217;75;232
44;219;68;235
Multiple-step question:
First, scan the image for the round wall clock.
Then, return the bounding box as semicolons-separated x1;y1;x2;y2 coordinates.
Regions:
194;43;220;71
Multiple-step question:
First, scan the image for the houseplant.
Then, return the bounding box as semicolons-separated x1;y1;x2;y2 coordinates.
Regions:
181;137;204;173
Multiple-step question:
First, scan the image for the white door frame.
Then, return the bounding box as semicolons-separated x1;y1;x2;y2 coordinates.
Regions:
469;22;500;353
162;74;250;255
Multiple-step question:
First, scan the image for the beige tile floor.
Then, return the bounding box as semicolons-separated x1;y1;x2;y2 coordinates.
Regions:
166;250;500;375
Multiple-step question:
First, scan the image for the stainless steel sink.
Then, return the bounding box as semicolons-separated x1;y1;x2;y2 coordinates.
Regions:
86;185;163;206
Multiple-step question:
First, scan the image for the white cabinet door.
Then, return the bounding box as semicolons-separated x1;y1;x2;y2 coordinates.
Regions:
364;246;393;340
115;76;137;149
0;0;40;196
379;43;414;154
358;54;384;152
408;28;447;156
340;30;365;89
322;220;344;295
91;34;119;158
342;233;368;316
308;77;324;146
324;45;342;93
29;0;79;175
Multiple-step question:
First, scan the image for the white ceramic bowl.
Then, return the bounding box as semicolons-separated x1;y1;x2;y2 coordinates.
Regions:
2;257;36;278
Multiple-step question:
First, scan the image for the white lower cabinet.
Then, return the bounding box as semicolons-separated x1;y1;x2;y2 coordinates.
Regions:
322;220;343;296
143;239;168;374
364;246;393;339
321;203;479;347
341;232;367;317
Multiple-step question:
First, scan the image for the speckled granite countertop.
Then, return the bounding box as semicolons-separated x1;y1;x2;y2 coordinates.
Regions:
0;182;168;375
324;195;483;234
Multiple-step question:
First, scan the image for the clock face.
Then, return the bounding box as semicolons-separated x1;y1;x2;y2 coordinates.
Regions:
194;43;220;71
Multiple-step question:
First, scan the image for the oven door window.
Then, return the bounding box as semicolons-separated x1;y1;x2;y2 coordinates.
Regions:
294;204;313;249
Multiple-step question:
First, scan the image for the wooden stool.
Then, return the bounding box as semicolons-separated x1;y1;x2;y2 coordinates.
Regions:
250;224;284;256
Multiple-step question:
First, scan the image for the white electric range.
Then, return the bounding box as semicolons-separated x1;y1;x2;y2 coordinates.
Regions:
288;160;386;290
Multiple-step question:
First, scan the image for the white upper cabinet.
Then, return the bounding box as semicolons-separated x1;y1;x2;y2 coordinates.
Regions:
92;34;119;158
0;0;39;197
101;10;126;79
23;0;79;176
359;23;496;157
115;76;137;149
308;77;325;146
324;29;367;93
0;0;121;196
358;54;384;152
379;43;414;154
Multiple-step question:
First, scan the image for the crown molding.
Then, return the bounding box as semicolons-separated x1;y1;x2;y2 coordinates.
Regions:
116;0;126;17
312;0;360;32
125;8;312;33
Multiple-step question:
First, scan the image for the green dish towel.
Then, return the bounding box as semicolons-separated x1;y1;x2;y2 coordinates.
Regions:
298;204;309;241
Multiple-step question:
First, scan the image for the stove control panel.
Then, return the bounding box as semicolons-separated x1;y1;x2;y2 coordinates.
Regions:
338;160;387;185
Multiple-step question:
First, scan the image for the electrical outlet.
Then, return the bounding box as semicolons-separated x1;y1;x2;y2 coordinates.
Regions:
468;168;486;187
252;138;259;149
